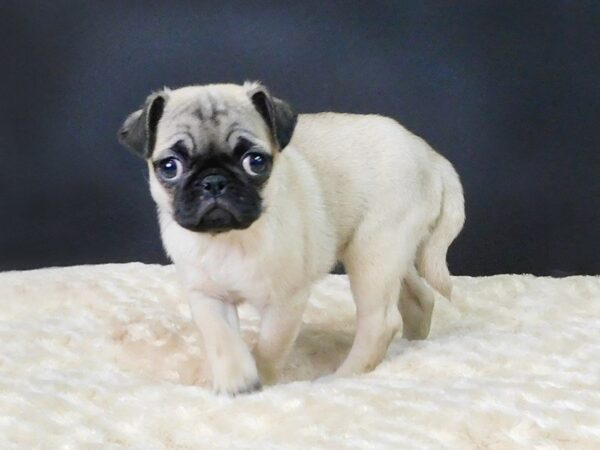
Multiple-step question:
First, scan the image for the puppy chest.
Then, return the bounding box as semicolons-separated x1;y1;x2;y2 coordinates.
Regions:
194;252;271;306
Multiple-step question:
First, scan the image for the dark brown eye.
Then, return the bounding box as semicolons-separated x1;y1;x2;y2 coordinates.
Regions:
242;153;267;176
157;157;183;181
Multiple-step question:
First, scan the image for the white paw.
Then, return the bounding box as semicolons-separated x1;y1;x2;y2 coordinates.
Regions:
210;350;262;396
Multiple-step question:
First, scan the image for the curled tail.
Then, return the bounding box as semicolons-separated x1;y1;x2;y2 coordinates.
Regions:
417;159;465;300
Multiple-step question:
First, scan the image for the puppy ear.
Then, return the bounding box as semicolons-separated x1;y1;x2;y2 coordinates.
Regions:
118;91;168;158
246;83;297;151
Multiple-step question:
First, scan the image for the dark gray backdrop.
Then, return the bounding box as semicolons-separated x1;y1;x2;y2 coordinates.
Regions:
1;1;598;275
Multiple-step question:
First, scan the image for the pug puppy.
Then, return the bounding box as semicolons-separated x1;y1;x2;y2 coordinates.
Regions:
118;82;465;395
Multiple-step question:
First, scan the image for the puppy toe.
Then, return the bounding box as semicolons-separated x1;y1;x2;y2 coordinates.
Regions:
211;360;262;396
237;379;263;395
213;376;262;396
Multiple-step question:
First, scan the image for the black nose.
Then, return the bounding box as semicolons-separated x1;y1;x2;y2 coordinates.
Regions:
201;174;228;196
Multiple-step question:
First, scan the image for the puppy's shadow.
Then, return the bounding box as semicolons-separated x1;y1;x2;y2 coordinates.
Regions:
278;324;353;383
111;316;353;387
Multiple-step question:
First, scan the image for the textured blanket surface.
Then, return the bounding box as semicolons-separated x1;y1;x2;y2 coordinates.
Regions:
0;263;599;449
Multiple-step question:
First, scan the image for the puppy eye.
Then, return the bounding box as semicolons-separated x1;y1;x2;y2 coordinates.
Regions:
242;153;268;176
157;157;183;181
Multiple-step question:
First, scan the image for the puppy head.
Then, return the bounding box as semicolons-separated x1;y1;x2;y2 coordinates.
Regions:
118;82;297;233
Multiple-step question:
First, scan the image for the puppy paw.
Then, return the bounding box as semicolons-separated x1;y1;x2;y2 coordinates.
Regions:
210;352;262;396
212;372;262;396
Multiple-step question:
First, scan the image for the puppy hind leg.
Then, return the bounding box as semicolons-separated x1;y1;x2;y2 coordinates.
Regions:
416;165;465;301
335;267;402;376
399;266;435;340
335;231;409;377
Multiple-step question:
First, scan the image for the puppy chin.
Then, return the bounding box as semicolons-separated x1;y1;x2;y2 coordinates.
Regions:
175;200;261;234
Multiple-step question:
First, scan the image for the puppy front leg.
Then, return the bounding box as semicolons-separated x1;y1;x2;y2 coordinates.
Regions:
188;292;260;395
253;290;309;385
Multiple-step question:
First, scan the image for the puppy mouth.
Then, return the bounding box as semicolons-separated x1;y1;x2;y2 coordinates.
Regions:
175;197;253;233
201;203;236;231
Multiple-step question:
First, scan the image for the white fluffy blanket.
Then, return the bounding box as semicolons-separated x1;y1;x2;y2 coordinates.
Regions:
0;263;599;449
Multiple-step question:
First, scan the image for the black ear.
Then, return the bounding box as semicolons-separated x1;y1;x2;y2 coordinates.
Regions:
118;92;167;158
248;84;297;151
